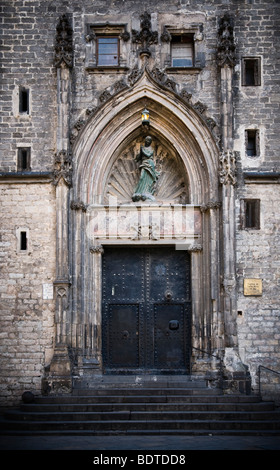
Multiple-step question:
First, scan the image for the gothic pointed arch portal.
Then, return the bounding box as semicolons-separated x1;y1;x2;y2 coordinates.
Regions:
69;67;223;377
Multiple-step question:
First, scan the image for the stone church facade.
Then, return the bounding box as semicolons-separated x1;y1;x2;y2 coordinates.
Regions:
0;0;279;405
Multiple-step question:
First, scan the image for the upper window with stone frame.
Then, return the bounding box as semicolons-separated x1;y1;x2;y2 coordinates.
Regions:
245;129;260;157
161;25;203;72
85;24;130;71
96;36;119;66
171;34;194;68
241;57;261;86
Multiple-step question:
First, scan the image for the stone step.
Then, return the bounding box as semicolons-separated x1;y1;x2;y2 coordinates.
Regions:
19;401;276;413
2;382;279;436
5;409;280;422
2;418;280;432
2;429;280;437
72;387;217;396
73;378;208;390
32;394;261;405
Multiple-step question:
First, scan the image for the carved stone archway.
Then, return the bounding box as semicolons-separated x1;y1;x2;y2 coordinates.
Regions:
62;67;224;381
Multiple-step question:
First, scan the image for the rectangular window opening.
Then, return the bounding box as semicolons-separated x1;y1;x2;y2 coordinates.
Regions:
171;34;194;68
246;130;259;157
20;231;27;251
17;147;31;171
19;87;30;114
97;37;119;66
242;58;261;86
242;199;260;230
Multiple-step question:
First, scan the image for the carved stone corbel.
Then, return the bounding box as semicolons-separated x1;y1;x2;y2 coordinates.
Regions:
200;201;222;213
188;244;203;252
70;200;88;212
90;245;104;255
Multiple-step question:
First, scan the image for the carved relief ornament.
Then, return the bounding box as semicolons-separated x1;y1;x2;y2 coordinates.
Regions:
219;150;237;185
53;150;72;187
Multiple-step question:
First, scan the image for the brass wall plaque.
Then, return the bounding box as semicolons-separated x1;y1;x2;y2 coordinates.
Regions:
244;279;262;296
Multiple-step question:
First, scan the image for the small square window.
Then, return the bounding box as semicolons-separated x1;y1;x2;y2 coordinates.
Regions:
245;130;260;157
17;147;31;171
19;87;30;113
97;37;119;66
241;199;260;230
242;58;261;86
171;34;194;68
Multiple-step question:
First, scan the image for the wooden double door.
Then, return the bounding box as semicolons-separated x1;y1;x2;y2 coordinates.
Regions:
102;246;191;374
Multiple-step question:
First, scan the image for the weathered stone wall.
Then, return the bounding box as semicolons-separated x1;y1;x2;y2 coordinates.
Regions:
1;1;279;170
236;183;280;392
0;0;279;403
0;184;56;405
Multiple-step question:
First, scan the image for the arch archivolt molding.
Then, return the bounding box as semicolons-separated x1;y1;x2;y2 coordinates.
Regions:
72;67;220;206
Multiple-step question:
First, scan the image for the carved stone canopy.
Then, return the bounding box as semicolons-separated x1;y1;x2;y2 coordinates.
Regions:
217;13;237;67
104;134;189;205
54;14;73;68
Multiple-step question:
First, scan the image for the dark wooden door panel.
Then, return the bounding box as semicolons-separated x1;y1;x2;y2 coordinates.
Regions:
154;304;185;369
108;304;139;368
102;246;191;373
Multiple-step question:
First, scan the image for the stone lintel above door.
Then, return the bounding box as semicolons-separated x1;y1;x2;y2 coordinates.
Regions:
86;203;202;248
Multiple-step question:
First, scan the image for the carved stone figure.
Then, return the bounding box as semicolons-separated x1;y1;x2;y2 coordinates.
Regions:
132;136;160;202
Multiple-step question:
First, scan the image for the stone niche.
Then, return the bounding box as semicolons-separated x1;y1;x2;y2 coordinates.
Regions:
104;133;189;205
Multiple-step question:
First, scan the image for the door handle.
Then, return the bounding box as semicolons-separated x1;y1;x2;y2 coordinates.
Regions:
169;320;179;330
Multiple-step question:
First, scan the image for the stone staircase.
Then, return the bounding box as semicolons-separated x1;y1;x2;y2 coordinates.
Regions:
1;376;280;436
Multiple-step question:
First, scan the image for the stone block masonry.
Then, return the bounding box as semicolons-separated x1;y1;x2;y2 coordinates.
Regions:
0;0;279;404
236;183;280;390
0;184;56;406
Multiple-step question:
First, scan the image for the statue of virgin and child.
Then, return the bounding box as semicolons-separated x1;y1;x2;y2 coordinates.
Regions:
132;136;160;202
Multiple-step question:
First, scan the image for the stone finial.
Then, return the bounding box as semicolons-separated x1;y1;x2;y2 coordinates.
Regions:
54;14;73;68
132;11;158;57
217;13;237;67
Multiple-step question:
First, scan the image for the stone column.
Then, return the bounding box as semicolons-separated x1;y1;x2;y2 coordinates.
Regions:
42;15;73;395
217;13;238;348
90;245;104;368
217;14;250;393
72;244;104;381
219;150;237;347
